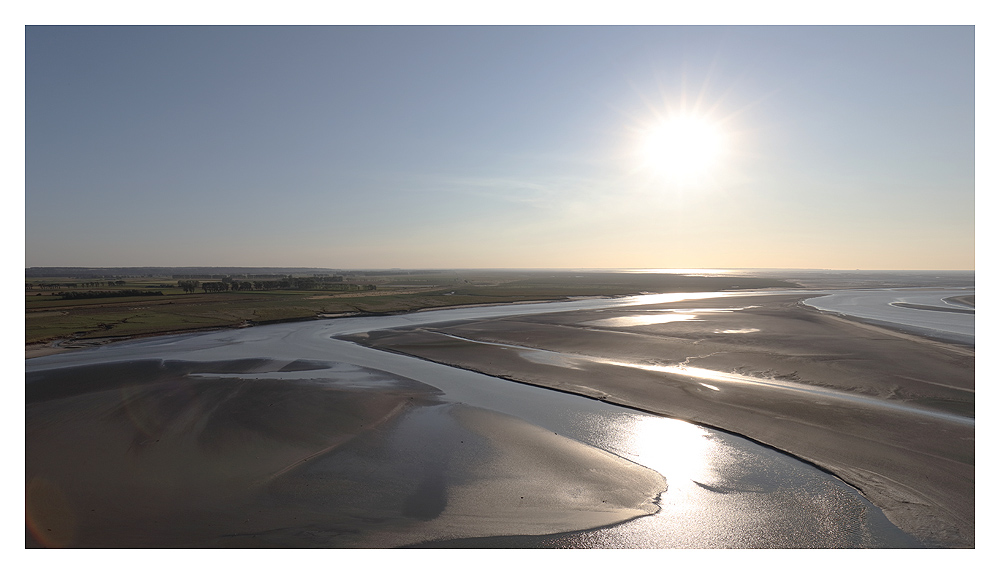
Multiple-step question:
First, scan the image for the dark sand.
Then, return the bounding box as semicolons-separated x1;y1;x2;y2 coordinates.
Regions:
345;293;975;548
25;358;664;548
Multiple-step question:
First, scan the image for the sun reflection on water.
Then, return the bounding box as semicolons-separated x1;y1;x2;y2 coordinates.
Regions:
565;410;920;548
622;416;717;491
584;306;755;328
585;313;699;327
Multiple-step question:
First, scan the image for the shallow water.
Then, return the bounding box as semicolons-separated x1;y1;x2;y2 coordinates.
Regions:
803;288;974;345
412;410;919;548
26;291;927;548
434;325;972;427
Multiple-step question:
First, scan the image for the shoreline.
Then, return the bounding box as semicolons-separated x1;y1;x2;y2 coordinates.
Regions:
25;288;824;360
357;338;965;547
343;292;974;547
25;295;623;359
346;338;864;483
25;288;974;547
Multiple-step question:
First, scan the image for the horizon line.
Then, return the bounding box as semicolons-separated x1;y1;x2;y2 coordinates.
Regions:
23;266;976;273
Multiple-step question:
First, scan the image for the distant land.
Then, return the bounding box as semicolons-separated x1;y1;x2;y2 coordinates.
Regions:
24;266;976;280
26;267;973;353
27;266;382;278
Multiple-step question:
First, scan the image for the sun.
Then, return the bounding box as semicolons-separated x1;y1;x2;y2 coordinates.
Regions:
640;114;725;183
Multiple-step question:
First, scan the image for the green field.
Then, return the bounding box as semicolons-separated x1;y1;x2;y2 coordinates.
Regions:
26;270;796;345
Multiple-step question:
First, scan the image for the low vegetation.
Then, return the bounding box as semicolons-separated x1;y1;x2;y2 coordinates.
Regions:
26;269;796;345
57;289;164;300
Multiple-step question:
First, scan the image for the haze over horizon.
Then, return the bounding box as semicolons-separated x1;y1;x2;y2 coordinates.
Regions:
25;25;975;271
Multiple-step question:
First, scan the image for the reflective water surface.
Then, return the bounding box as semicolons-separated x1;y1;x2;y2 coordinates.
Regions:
555;412;919;548
582;306;758;327
803;288;974;344
409;407;919;548
594;360;974;427
27;290;926;548
435;326;973;427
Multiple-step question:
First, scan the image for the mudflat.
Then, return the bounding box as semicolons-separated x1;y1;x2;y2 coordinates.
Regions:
346;293;975;548
25;358;665;548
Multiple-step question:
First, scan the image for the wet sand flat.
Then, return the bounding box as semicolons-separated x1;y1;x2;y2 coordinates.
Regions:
346;293;975;547
25;358;665;548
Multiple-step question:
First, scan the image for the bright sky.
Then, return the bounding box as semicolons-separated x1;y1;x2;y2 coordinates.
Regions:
24;20;976;270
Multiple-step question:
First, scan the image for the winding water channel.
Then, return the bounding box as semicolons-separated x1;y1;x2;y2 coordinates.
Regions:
27;289;963;547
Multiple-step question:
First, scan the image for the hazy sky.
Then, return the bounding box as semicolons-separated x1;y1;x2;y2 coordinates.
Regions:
25;25;975;270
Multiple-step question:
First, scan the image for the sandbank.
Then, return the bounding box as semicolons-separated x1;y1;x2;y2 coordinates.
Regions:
25;358;663;548
346;293;975;548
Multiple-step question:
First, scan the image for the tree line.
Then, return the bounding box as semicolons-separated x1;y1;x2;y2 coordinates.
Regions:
58;290;164;300
27;281;127;290
178;277;376;293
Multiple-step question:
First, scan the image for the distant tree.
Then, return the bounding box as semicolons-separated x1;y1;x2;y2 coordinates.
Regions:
201;281;227;293
58;290;164;300
177;280;200;293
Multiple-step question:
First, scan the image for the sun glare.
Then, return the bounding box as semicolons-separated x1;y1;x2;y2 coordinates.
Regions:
640;115;725;183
